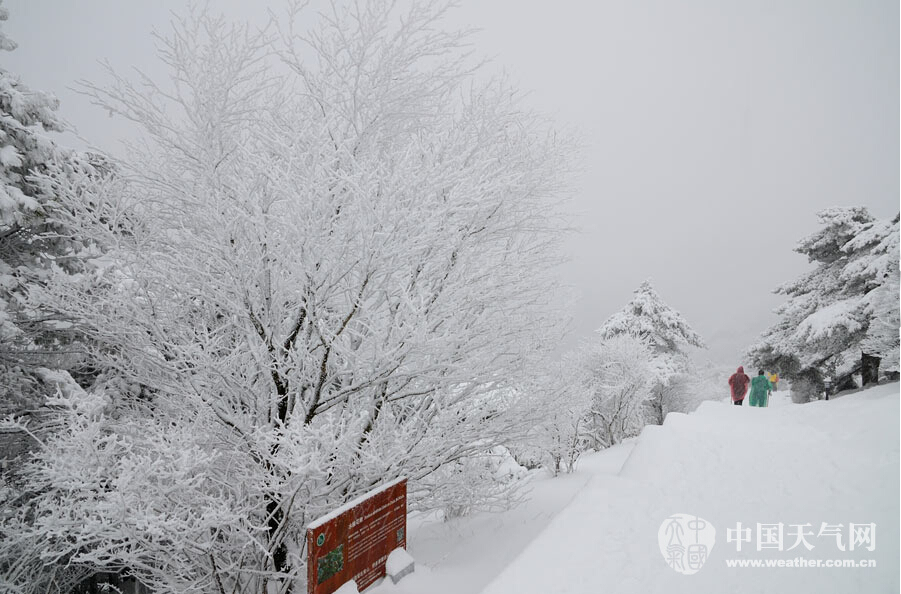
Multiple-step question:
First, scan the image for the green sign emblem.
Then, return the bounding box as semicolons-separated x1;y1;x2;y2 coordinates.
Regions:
316;533;325;547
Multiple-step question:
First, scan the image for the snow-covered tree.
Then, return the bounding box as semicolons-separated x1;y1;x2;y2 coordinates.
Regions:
579;334;653;448
659;363;733;416
0;6;120;591
596;280;706;423
1;3;571;592
524;334;655;476
858;216;900;379
0;1;108;460
522;359;593;476
1;2;68;414
860;248;900;378
748;208;900;399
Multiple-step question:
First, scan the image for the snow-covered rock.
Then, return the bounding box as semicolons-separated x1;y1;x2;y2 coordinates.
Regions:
386;547;415;584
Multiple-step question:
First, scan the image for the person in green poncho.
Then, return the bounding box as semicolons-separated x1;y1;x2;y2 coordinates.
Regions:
748;369;773;407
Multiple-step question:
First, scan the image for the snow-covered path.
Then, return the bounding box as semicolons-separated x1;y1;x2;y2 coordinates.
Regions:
480;385;899;594
369;442;638;594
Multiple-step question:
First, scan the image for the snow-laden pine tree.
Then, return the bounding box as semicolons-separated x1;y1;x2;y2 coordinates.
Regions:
860;223;900;375
1;3;571;593
596;280;706;424
748;208;900;400
0;6;117;590
0;1;104;446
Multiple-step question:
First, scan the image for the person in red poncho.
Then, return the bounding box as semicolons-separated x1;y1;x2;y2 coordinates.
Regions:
728;366;751;406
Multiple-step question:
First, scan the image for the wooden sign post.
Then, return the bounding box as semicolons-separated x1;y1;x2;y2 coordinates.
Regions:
306;478;407;594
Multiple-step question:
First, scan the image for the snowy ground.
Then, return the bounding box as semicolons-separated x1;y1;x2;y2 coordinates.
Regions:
366;442;637;594
370;384;899;594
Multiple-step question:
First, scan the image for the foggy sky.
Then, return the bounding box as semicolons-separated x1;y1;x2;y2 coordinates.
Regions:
5;0;899;365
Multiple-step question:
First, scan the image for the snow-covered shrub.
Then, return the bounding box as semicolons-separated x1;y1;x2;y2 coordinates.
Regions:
426;446;529;520
579;334;654;449
528;335;660;476
660;365;733;417
522;360;592;476
1;391;264;594
507;443;545;471
659;373;702;416
790;369;826;404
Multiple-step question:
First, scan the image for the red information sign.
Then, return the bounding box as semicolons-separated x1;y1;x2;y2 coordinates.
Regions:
306;478;407;594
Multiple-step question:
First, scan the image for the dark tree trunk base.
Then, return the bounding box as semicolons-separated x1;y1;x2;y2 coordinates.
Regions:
861;353;880;386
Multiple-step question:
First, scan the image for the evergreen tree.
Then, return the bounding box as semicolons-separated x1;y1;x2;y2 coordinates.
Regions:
860;220;900;379
0;5;116;590
748;207;900;400
596;280;706;423
0;1;102;444
852;214;900;381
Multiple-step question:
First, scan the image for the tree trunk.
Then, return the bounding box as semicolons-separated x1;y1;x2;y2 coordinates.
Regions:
647;387;664;425
861;353;880;386
265;497;289;593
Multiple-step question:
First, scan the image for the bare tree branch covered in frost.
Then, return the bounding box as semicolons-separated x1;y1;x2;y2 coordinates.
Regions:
577;334;653;449
519;360;592;476
658;363;732;417
520;335;653;476
0;2;571;592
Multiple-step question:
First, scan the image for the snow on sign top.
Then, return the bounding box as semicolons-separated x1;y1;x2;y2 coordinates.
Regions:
307;477;407;530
